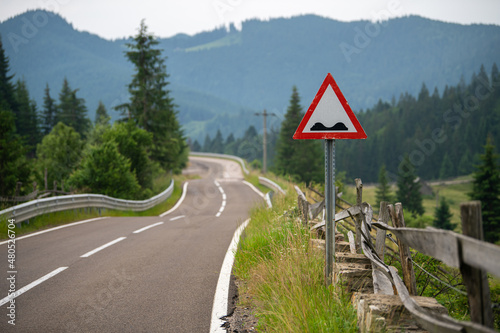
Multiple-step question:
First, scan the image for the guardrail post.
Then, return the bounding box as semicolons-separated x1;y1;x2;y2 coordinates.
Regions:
460;201;494;328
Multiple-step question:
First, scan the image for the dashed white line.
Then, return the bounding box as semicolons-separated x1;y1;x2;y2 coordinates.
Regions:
214;181;226;217
80;237;126;258
133;222;164;234
169;215;185;221
0;267;68;306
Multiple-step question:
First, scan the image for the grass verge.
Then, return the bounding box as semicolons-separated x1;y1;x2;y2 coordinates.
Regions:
233;180;358;332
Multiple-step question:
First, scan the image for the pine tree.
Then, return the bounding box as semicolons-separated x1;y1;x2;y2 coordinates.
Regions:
202;134;212;152
13;79;40;153
275;86;322;183
376;164;393;203
57;78;91;137
0;108;30;197
191;140;201;152
469;136;500;243
41;83;58;135
396;154;425;216
439;153;454;179
211;129;224;153
433;197;454;230
457;149;473;176
115;20;186;172
0;37;17;112
94;100;110;125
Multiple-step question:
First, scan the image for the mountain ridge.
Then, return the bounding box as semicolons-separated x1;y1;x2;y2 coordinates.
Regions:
1;10;499;141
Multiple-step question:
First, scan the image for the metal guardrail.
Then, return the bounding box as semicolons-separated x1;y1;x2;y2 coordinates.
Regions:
1;153;280;223
0;180;174;223
258;176;286;195
189;152;249;175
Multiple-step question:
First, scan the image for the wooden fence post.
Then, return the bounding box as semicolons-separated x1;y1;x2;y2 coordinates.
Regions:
388;203;417;296
460;201;494;328
376;201;390;260
355;178;363;253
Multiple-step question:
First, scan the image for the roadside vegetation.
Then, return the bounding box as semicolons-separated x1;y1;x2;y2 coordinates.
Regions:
233;179;358;333
0;173;192;240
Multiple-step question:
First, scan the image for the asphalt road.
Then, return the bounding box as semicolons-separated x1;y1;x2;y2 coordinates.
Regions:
0;157;263;332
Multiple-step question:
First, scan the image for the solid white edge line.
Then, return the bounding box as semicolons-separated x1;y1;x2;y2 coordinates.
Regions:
159;182;189;217
241;180;265;199
209;219;250;333
0;217;109;245
80;237;126;258
0;267;68;306
133;222;164;234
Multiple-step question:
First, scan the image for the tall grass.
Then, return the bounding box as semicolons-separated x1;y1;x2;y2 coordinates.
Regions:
233;182;358;332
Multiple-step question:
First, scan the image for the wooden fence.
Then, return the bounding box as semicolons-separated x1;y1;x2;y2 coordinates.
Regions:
296;178;499;333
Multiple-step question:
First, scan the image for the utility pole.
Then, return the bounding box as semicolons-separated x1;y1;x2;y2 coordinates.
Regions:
255;109;276;173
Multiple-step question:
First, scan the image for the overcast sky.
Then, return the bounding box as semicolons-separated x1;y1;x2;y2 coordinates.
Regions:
1;0;500;40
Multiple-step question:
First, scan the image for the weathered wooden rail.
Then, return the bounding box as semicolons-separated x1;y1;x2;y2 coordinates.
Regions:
297;179;499;332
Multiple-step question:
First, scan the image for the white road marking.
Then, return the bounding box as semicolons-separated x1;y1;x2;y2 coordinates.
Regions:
169;215;185;221
0;217;109;245
80;237;126;258
214;181;226;218
209;219;250;333
0;267;68;306
241;180;270;208
159;182;189;217
133;222;164;234
241;180;265;198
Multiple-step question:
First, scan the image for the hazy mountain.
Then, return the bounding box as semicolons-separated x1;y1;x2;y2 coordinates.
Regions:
1;10;499;141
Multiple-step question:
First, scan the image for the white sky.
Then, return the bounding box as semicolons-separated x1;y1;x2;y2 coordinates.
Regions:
1;0;500;40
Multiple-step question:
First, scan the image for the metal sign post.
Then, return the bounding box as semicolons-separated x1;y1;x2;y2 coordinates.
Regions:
293;73;366;287
324;139;336;285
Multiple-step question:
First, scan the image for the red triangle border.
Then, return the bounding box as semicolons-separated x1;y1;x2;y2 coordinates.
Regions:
293;73;367;140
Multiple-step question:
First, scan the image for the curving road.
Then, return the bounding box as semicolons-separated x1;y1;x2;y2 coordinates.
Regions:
0;157;263;332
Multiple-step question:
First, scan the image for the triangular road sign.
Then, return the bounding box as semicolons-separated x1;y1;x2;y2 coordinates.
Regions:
293;73;367;140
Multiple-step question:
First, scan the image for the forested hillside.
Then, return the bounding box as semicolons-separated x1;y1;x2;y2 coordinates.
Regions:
1;10;499;141
0;21;187;203
198;64;500;183
336;64;500;182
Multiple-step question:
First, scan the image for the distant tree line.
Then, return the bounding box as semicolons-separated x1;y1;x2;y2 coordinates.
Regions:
0;22;187;205
336;63;500;183
195;68;499;243
190;125;279;170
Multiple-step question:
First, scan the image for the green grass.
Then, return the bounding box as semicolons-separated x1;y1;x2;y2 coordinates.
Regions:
0;174;189;240
233;180;358;332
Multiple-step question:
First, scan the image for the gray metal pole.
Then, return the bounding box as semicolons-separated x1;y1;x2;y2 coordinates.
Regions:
325;139;336;285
